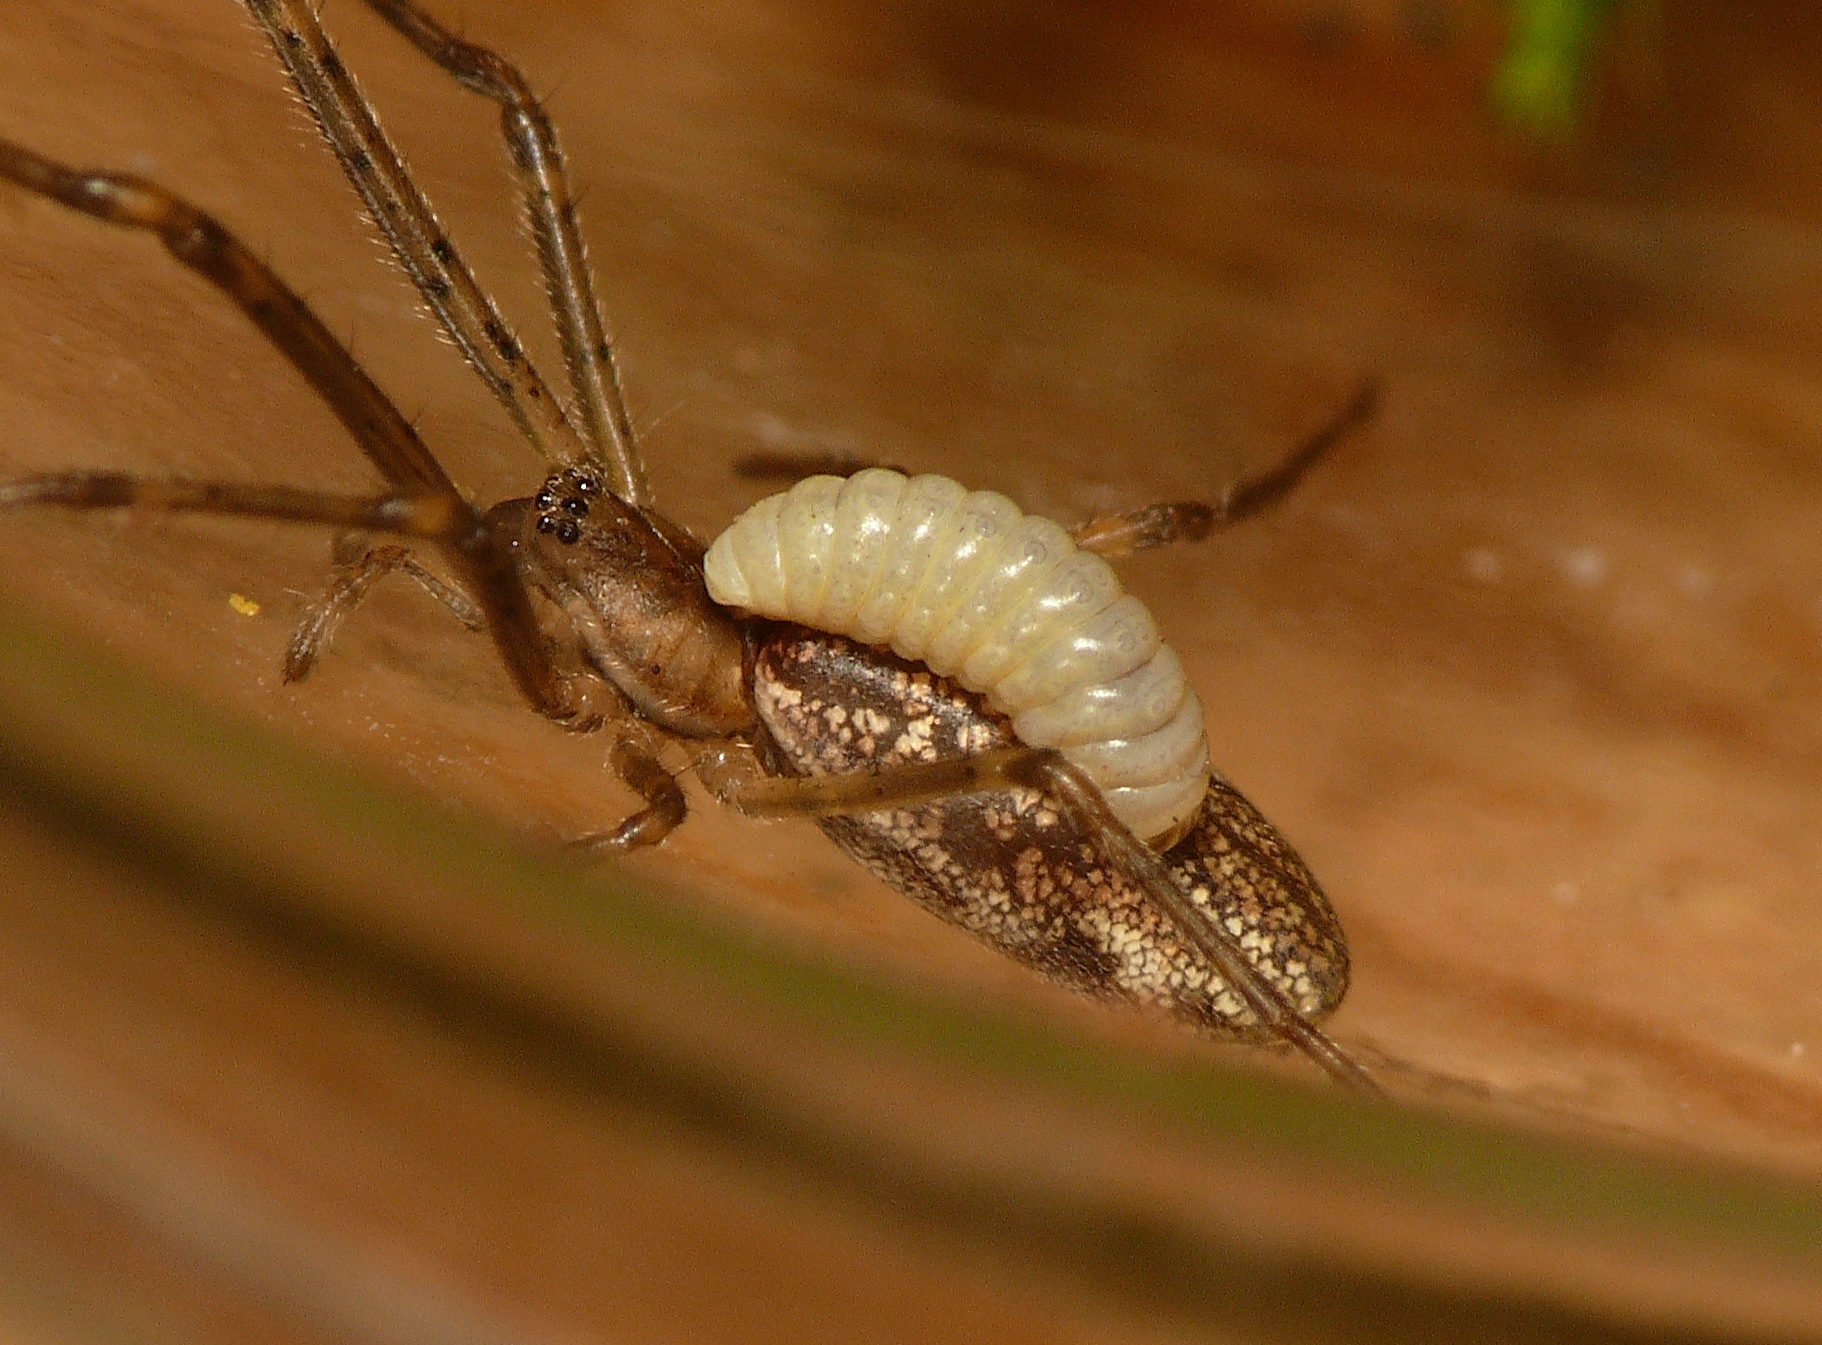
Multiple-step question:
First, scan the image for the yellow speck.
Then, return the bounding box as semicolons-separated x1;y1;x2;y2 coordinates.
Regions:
228;593;261;618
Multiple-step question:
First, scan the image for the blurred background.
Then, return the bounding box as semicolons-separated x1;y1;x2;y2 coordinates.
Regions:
3;0;1822;1339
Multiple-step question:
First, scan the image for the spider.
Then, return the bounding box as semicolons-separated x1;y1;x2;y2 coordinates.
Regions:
0;0;1380;1093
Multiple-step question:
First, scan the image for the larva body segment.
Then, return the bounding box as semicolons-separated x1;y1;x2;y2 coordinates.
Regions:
705;469;1212;842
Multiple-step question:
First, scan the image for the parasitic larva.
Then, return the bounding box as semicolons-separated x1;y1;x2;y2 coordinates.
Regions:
0;0;1380;1091
705;470;1211;845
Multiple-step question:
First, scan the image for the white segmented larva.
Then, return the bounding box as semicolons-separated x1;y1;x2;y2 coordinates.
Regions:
705;469;1212;843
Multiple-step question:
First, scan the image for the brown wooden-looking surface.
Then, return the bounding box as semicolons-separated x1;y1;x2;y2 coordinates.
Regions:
3;1;1822;1340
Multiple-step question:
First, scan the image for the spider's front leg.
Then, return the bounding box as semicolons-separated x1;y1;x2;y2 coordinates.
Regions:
348;0;648;505
0;474;469;535
0;137;611;744
284;541;484;684
566;723;691;853
0;139;459;496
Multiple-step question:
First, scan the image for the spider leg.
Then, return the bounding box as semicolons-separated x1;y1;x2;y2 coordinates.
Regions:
0;139;458;497
286;544;483;683
705;741;1380;1095
0;137;599;731
0;463;616;729
572;725;690;852
0;474;472;537
702;745;1042;819
242;0;591;472
1071;378;1379;558
723;381;1374;536
358;0;648;508
1008;751;1382;1097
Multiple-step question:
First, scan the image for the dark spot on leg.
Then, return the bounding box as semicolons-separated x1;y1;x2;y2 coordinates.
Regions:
482;319;520;364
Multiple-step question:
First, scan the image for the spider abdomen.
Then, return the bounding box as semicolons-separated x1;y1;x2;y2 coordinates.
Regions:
704;469;1210;843
751;630;1349;1030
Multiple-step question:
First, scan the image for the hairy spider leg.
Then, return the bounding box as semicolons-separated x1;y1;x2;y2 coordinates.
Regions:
2;13;1381;1091
573;722;692;852
286;544;484;682
1070;378;1379;558
723;380;1376;557
694;739;1381;1095
0;139;598;729
242;0;592;475
359;0;647;506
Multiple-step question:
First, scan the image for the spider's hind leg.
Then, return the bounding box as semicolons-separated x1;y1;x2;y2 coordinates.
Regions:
699;743;1040;820
697;732;1381;1096
1071;378;1379;559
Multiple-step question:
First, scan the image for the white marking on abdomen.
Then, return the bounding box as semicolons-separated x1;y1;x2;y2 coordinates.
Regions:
705;470;1211;843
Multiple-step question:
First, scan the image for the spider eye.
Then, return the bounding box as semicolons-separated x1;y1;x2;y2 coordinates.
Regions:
555;519;582;545
563;496;590;517
575;474;599;494
535;514;559;535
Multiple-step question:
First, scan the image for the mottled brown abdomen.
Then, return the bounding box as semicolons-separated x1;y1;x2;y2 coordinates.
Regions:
752;629;1349;1034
